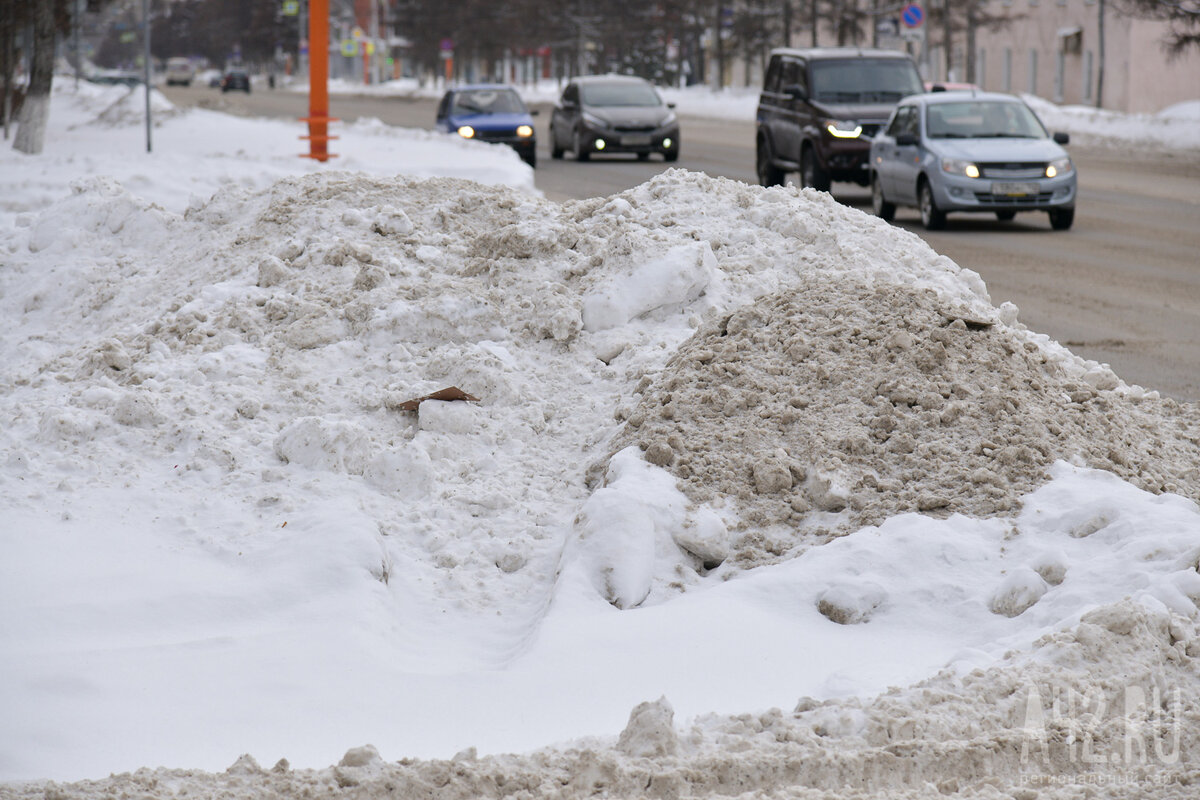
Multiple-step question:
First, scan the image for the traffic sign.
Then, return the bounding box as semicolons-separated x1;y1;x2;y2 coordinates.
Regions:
901;3;924;28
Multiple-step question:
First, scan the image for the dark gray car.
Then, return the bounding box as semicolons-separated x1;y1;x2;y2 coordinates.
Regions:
549;75;680;162
755;47;924;190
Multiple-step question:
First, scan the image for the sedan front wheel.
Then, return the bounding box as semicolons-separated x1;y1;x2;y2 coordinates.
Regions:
919;180;946;230
871;174;895;221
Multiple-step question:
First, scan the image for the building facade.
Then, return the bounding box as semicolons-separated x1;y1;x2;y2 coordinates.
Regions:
930;0;1199;114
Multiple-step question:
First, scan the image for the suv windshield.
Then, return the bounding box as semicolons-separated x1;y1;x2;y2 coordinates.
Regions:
810;59;924;103
579;82;662;107
925;101;1048;139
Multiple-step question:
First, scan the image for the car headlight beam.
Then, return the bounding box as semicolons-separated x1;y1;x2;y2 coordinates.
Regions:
825;120;863;139
941;158;981;179
516;125;534;138
1046;157;1072;178
456;125;475;139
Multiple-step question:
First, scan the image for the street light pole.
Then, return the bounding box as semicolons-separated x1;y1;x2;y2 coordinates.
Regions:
143;0;151;153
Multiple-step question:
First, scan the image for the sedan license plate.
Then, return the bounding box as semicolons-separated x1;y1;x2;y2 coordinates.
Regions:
621;134;652;146
991;181;1037;197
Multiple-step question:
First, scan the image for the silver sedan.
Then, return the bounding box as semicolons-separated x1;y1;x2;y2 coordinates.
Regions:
868;91;1076;230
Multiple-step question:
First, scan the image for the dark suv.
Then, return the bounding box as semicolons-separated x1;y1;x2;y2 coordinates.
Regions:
755;47;924;190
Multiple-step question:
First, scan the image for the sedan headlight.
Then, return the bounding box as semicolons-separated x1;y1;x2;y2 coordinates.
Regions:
516;125;534;138
825;120;863;139
941;158;981;179
1045;157;1073;178
456;125;475;139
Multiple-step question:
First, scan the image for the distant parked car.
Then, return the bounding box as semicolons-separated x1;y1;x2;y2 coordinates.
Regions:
436;84;538;167
165;57;194;87
549;75;679;162
869;90;1076;230
89;70;142;87
221;69;251;93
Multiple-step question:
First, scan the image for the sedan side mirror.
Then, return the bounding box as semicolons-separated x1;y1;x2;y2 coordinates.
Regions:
1053;131;1070;145
667;102;676;109
895;133;918;146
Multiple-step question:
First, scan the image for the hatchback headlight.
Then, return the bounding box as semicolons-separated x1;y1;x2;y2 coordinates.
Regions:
582;112;607;130
516;125;534;138
825;120;863;139
942;158;981;179
456;126;475;139
1046;157;1073;178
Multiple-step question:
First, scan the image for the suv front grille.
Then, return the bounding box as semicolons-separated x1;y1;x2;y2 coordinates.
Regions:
980;163;1046;179
613;125;655;133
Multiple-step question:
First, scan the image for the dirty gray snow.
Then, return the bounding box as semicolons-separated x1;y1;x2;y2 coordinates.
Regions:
4;167;1200;798
608;276;1200;568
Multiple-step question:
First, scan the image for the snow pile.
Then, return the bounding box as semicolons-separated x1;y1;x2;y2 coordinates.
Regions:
609;275;1200;568
1022;94;1200;151
6;599;1199;799
4;147;1200;793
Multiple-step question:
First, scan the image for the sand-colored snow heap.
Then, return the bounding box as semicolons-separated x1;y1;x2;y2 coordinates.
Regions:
608;276;1200;567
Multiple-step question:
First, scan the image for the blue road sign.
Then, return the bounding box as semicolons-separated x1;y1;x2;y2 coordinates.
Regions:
901;3;924;28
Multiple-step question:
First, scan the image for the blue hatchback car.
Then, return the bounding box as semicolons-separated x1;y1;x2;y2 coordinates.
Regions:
436;85;538;168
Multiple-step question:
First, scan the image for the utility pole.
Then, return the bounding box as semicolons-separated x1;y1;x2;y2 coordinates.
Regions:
1096;0;1105;108
143;0;151;153
302;0;337;161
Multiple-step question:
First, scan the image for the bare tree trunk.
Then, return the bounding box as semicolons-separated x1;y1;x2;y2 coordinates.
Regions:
2;13;12;140
941;0;952;80
811;0;818;46
965;0;976;83
13;0;53;155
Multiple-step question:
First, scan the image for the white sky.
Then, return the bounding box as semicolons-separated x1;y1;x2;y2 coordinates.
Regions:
1;77;1198;784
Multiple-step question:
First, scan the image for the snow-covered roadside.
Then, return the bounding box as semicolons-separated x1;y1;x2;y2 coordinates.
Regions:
2;79;1199;797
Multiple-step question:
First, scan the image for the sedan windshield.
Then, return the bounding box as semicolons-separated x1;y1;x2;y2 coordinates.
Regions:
452;90;526;115
925;101;1047;139
579;82;662;107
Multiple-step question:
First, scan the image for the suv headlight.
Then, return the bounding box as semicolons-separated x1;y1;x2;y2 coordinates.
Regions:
1045;157;1073;178
941;158;981;179
661;111;678;127
825;120;863;139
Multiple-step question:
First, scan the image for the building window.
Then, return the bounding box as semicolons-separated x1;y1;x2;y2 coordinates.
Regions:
1004;48;1013;92
1028;49;1038;94
1083;50;1093;101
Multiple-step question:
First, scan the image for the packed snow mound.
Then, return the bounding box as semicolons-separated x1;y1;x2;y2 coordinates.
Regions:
6;167;1200;787
9;598;1198;799
606;277;1200;566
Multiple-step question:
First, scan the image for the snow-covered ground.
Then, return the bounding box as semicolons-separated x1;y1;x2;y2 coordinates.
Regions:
1;79;1198;798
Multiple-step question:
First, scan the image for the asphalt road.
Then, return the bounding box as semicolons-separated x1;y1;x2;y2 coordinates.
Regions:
167;83;1200;402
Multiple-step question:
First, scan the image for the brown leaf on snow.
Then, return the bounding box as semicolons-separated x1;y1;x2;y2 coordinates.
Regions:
394;386;480;412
